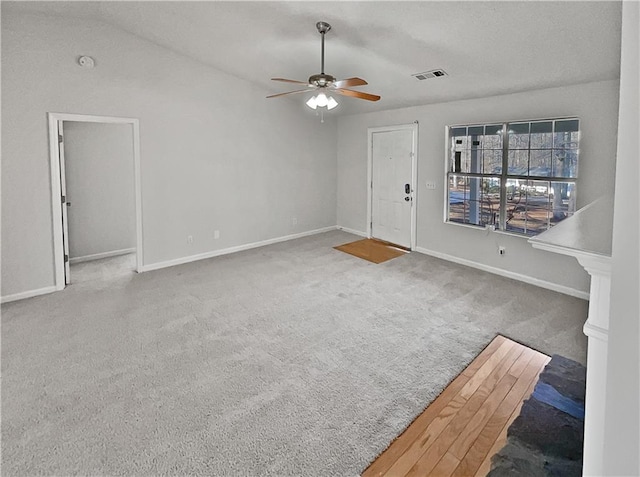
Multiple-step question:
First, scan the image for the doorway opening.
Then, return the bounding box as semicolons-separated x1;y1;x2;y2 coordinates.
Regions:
48;113;143;289
367;123;418;250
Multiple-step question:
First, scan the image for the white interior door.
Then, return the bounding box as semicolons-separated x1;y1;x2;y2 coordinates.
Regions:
371;128;415;248
58;120;71;284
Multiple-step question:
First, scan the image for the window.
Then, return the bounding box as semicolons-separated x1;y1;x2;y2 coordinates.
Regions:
447;118;579;236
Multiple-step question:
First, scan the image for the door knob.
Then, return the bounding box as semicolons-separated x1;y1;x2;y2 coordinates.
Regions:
405;197;411;202
66;202;71;207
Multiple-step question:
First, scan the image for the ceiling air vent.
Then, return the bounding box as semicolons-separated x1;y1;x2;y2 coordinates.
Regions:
412;69;448;80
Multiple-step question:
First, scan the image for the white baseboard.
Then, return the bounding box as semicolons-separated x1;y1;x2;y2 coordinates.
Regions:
1;286;58;304
140;226;338;273
336;226;368;238
69;248;135;264
415;246;589;300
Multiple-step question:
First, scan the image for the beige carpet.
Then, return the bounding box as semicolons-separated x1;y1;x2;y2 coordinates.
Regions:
1;230;587;476
70;252;136;283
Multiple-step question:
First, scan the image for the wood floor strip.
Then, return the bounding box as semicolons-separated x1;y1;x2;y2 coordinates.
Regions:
451;352;549;475
457;339;516;400
362;375;471;477
391;345;524;476
427;452;460;477
382;393;466;476
405;373;518;476
363;336;551;477
506;345;536;378
461;335;506;378
473;354;551;477
448;347;537;460
362;337;506;477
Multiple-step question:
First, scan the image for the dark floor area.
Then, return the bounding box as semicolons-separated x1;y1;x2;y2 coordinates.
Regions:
488;355;586;477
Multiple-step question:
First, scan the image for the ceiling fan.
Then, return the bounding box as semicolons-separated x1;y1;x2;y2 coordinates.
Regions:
267;21;380;110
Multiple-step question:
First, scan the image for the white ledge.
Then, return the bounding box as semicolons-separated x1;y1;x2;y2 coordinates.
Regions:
529;195;613;261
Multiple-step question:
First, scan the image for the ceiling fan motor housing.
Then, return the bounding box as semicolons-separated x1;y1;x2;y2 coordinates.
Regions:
308;73;336;87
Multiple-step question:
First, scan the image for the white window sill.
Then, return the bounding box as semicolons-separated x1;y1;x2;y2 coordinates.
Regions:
444;220;537;240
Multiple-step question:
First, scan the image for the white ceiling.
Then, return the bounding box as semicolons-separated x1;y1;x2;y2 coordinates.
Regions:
6;1;623;115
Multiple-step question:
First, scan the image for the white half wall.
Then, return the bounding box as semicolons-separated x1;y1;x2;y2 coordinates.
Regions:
337;80;620;295
63;121;136;260
1;10;337;298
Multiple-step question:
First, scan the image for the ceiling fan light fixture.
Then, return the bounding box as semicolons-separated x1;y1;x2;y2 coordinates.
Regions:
306;93;338;111
306;96;318;109
316;92;328;107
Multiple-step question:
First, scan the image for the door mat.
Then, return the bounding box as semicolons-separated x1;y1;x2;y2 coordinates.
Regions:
488;354;586;477
334;238;409;264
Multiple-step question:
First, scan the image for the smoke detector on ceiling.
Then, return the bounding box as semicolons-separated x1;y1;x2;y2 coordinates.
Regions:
412;69;447;80
77;56;95;69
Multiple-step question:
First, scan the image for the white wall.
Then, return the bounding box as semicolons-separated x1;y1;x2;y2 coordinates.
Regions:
64;121;135;259
1;10;337;298
603;1;639;473
337;80;620;295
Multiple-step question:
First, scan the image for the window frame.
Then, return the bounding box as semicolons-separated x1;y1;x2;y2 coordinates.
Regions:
445;117;580;237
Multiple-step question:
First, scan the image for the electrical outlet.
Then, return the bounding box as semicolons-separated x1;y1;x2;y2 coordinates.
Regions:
187;235;194;244
498;246;506;256
214;230;220;240
292;217;298;226
425;181;437;190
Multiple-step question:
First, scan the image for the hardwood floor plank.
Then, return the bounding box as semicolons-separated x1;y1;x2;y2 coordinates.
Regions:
385;341;523;476
362;374;471;477
506;346;536;378
458;339;515;400
364;337;553;477
448;346;537;460
461;335;506;378
405;373;518;476
451;352;549;474
427;452;460;477
457;342;524;405
362;337;506;477
383;394;467;476
473;354;550;477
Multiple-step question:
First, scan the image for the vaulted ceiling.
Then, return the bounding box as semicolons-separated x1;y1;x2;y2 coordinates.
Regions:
6;1;623;115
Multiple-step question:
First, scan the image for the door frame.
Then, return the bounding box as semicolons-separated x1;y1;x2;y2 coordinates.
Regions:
367;123;419;250
47;112;143;290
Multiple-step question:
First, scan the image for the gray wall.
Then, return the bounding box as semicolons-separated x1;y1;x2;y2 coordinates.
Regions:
603;1;639;473
64;121;136;260
337;80;620;295
1;10;337;298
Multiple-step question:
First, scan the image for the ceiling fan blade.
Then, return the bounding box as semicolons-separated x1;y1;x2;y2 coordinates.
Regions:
332;77;368;88
266;89;314;99
271;78;310;85
334;88;381;102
